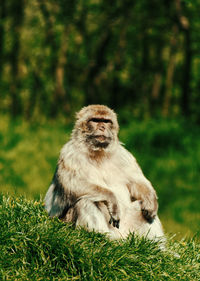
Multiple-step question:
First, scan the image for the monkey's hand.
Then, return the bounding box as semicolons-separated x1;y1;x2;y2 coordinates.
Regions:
128;182;158;223
105;200;120;229
140;191;158;223
109;217;120;228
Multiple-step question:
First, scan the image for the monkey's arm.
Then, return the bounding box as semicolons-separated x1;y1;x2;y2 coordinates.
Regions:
45;158;120;227
127;181;158;223
44;168;73;218
119;146;158;222
77;185;120;228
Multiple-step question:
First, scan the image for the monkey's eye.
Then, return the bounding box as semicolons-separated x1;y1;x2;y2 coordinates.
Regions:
88;118;112;124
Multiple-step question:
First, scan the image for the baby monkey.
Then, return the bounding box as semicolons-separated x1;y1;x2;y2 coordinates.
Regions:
45;105;164;240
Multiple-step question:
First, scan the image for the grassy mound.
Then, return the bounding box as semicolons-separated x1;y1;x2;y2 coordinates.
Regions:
0;195;199;280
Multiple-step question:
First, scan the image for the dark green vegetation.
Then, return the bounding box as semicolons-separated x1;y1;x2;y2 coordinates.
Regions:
0;195;200;280
0;117;199;239
121;119;200;239
0;0;200;122
1;1;200;278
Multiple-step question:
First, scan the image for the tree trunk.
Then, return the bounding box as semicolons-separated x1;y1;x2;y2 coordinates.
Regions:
54;27;70;115
182;29;191;116
162;25;178;117
175;0;191;117
37;0;59;117
10;0;24;117
0;0;6;80
85;31;111;105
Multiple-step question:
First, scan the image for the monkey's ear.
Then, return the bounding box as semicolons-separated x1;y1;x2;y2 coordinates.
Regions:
44;179;69;218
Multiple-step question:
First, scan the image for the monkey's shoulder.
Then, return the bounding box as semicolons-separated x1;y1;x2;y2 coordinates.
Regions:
58;140;93;173
116;144;137;164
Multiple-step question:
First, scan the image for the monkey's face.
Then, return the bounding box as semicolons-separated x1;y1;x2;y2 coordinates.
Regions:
86;117;114;149
73;105;119;152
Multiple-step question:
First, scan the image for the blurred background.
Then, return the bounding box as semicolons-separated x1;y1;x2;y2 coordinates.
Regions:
0;0;199;239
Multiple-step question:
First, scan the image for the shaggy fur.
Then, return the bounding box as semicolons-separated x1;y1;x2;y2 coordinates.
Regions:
45;105;164;240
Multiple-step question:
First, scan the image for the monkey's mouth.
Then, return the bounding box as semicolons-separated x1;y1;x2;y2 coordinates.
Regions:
94;135;107;142
87;135;111;148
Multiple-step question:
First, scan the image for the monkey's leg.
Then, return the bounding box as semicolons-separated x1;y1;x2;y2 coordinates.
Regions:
74;199;111;234
138;216;166;249
76;187;121;228
119;200;165;245
127;182;158;223
136;216;164;240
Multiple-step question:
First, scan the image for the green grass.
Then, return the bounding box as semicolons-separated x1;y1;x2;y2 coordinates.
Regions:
0;116;199;240
0;194;200;281
0;116;72;199
120;119;200;239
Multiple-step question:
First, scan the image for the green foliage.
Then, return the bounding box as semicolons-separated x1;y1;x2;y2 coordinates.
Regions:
0;194;200;280
0;0;200;121
0;116;72;199
120;119;187;154
120;119;200;238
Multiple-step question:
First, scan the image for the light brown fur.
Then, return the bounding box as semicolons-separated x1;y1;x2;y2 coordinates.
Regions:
45;105;164;240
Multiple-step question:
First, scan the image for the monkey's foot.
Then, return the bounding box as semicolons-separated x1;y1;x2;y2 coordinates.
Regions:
109;217;120;228
142;209;156;224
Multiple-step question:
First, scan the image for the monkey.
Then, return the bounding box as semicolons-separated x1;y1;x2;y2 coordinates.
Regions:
44;105;164;240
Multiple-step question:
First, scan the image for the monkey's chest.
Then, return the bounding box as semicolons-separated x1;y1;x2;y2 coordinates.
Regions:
98;163;131;205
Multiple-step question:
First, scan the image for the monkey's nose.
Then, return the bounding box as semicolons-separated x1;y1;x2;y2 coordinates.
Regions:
98;124;105;131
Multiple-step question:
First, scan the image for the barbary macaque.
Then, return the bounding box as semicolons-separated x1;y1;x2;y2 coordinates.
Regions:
45;105;164;240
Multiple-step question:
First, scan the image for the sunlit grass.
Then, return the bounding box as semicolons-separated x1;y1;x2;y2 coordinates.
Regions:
0;116;71;199
0;195;200;281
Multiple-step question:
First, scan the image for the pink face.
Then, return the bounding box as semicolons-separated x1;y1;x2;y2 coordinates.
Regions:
86;117;114;149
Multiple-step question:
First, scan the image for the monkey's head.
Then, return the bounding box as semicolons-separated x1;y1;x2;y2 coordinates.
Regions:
73;105;119;152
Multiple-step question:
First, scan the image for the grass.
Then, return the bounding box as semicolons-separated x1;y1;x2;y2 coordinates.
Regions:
0;116;72;199
0;194;200;281
120;119;200;239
